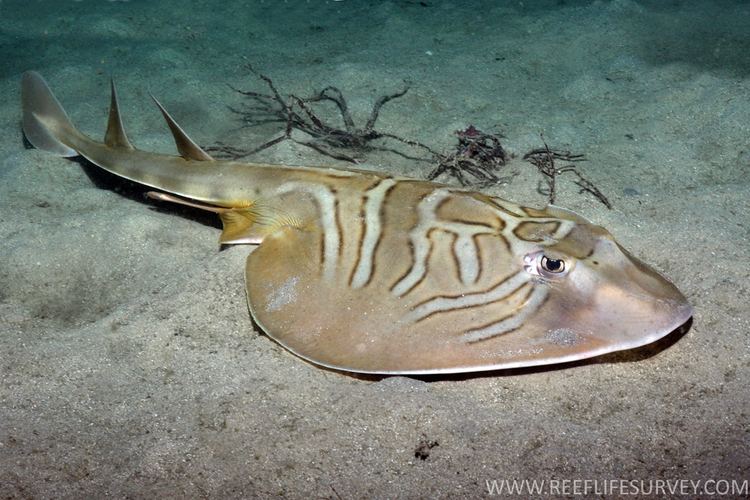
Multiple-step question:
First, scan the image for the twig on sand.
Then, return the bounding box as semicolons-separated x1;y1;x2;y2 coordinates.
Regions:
428;125;516;187
207;66;611;208
205;64;437;164
522;137;611;208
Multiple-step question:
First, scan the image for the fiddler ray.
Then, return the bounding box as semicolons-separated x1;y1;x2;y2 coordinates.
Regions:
21;71;693;374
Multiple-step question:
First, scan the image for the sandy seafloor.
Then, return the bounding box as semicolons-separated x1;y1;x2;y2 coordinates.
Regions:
1;0;749;497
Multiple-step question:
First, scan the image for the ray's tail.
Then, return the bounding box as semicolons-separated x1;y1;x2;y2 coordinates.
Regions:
21;71;82;157
20;71;280;245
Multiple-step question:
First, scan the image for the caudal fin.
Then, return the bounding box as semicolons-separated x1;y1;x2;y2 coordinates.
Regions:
21;71;79;157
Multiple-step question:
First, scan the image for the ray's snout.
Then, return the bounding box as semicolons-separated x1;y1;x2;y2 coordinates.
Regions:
584;238;693;349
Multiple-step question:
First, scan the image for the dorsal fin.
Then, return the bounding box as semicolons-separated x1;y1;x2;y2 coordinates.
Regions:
104;79;134;150
150;94;214;162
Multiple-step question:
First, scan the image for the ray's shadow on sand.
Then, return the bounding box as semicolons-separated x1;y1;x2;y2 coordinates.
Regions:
75;156;225;231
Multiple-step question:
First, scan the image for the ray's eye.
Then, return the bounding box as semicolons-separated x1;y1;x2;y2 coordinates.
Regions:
541;255;565;274
523;251;570;278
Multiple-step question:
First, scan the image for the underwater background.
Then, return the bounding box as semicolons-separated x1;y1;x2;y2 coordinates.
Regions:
1;0;748;497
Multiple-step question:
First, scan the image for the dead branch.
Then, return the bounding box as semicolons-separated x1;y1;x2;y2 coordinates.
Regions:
523;137;610;208
428;125;515;187
205;64;436;164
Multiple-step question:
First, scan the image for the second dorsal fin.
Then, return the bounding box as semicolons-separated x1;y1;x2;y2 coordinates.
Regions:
150;94;214;162
104;79;134;150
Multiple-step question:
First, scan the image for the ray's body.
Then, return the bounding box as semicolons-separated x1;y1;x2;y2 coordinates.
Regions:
21;71;693;374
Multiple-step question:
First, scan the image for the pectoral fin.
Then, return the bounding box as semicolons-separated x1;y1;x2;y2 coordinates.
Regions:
245;224;330;356
244;223;409;374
